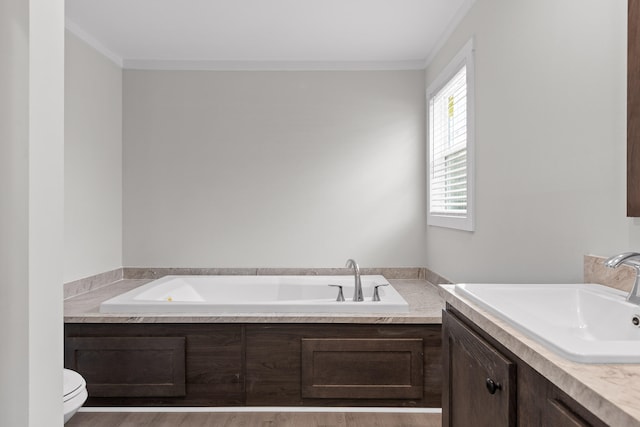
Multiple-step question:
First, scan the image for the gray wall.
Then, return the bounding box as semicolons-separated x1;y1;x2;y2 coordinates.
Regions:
0;0;64;424
65;31;123;282
71;0;636;284
425;0;634;283
123;70;426;268
0;1;29;423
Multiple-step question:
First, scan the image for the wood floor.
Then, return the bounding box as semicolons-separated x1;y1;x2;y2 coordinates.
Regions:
67;411;441;427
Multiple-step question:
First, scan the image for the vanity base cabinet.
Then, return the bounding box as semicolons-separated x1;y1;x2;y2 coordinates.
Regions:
443;308;516;427
443;307;607;427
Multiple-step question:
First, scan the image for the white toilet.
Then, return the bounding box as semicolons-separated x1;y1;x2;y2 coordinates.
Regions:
63;369;87;424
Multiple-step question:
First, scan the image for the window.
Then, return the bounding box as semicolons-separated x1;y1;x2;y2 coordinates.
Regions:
427;39;475;231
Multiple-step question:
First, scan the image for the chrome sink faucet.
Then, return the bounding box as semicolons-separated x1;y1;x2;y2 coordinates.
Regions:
345;258;364;302
605;252;640;304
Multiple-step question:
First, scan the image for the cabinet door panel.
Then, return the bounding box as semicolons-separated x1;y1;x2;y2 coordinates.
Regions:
443;311;516;427
66;336;186;397
64;324;244;406
301;338;423;399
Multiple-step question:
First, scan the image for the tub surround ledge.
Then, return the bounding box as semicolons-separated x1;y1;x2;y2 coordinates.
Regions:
64;268;124;299
64;278;443;324
121;267;426;280
65;267;435;298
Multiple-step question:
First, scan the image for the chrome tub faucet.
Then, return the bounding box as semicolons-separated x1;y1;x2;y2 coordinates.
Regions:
345;258;364;302
605;252;640;304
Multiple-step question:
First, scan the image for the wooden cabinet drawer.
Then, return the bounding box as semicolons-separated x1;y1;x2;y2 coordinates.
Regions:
65;336;186;397
301;338;423;399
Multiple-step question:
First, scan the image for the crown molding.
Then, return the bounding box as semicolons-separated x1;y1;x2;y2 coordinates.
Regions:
423;0;477;70
122;59;427;71
65;18;123;68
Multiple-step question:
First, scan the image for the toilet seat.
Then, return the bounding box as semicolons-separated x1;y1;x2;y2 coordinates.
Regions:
63;369;86;403
64;369;87;424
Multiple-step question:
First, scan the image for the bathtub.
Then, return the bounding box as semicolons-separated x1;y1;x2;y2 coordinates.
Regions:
99;275;409;314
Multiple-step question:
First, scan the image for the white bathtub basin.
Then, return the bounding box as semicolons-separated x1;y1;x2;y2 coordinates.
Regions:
454;283;640;363
100;275;409;314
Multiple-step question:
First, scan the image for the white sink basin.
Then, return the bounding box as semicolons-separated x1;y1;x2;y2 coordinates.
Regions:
454;283;640;363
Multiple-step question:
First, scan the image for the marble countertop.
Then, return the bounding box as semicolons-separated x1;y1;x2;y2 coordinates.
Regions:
64;279;444;324
440;284;640;427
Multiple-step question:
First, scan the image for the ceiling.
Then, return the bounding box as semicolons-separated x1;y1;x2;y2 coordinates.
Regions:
65;0;473;70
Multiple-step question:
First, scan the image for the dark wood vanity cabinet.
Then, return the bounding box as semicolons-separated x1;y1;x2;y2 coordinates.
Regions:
443;308;607;427
65;322;442;407
442;308;516;426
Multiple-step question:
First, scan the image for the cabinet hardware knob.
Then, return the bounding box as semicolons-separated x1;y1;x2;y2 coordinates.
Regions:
485;378;501;394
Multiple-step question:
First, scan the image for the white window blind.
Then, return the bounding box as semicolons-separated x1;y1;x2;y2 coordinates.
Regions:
427;38;474;231
429;66;467;216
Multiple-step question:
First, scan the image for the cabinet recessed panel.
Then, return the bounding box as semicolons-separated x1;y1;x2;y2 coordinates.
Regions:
66;336;186;397
301;338;423;399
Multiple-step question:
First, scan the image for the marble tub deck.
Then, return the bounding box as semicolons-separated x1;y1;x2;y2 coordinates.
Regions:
64;279;444;324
